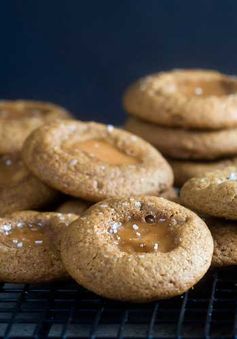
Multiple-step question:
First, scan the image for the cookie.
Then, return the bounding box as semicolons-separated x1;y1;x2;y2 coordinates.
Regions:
0;153;57;215
169;157;237;187
123;69;237;130
0;100;71;154
57;198;91;215
0;211;77;283
22;120;173;202
205;218;237;267
180;167;237;219
61;196;213;302
125;116;237;160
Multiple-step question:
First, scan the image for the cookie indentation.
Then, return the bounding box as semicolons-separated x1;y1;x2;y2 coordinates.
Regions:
178;79;237;97
0;221;46;248
63;139;139;165
110;218;179;254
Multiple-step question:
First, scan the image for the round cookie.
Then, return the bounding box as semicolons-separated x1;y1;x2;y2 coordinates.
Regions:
0;153;57;215
180;167;237;219
205;218;237;267
22;120;173;202
0;211;77;283
61;196;213;302
169;157;237;187
0;100;71;154
123;69;237;130
125;116;237;160
57;198;91;215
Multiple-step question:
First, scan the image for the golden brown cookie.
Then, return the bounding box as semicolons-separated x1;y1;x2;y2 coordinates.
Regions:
22;120;173;202
123;69;237;130
125;116;237;160
180;167;237;219
0;100;71;154
57;198;91;215
205;218;237;267
61;196;213;302
0;211;77;283
169;157;237;187
0;153;57;215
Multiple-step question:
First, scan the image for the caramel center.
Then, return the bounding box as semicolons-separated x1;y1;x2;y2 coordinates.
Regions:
0;154;28;186
0;221;47;248
0;106;47;119
178;79;237;97
63;139;139;165
109;217;179;253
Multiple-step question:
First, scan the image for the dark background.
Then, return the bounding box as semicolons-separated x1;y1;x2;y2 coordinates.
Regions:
1;0;237;124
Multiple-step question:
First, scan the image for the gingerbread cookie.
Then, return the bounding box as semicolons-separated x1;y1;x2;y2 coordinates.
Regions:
180;167;237;219
0;211;77;283
22;120;173;202
0;153;57;215
123;69;237;129
57;198;91;215
125;116;237;160
0;100;71;153
205;218;237;267
169;157;237;187
61;196;213;302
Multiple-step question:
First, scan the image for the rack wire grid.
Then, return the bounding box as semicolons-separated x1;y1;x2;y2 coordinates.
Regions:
0;267;236;339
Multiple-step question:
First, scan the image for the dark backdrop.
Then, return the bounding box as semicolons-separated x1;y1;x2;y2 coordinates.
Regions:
1;0;237;124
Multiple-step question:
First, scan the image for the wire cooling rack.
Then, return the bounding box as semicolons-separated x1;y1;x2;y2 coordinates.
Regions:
0;267;236;339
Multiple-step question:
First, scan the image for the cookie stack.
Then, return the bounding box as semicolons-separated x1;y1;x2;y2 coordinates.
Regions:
181;167;237;267
123;69;237;186
0;108;215;301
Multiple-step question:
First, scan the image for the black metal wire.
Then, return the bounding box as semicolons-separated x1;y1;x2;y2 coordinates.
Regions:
0;267;236;339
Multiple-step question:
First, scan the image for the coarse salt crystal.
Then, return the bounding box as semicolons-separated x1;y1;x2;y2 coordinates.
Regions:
69;159;78;166
107;124;114;132
35;240;43;245
3;224;12;232
17;242;23;248
132;224;139;230
134;201;141;208
227;172;237;181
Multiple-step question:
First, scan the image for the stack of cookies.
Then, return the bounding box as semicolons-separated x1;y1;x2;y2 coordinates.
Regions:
123;69;237;186
181;167;237;267
0;104;216;301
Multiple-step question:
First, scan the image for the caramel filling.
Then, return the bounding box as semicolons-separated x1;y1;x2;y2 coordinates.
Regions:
0;106;47;119
63;139;139;165
109;217;179;253
0;154;28;186
178;79;237;97
0;221;47;248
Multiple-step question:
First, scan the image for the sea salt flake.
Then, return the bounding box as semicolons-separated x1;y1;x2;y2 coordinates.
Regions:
35;240;43;245
17;242;23;248
107;124;114;133
12;239;18;244
134;201;141;208
227;172;237;181
194;87;203;95
3;224;12;232
69;159;78;166
154;243;159;250
17;222;24;228
108;221;122;234
132;224;139;230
